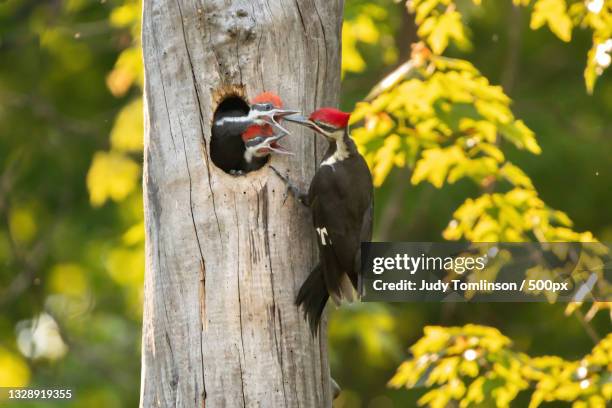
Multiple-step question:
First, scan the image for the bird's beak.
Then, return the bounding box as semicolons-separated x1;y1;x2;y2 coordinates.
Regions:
258;132;294;155
283;114;310;126
271;108;301;118
256;108;301;134
283;114;326;135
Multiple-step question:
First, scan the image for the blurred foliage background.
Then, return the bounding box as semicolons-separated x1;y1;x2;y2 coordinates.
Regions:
0;0;610;407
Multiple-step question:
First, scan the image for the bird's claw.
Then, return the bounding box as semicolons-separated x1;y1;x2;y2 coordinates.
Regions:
270;165;287;182
270;166;291;204
270;166;301;205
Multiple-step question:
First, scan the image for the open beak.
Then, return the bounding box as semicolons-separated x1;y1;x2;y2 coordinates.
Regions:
283;114;326;134
257;108;300;134
258;132;294;155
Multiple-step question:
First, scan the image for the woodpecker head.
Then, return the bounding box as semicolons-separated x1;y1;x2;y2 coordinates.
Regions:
285;108;351;141
213;92;299;135
248;92;300;134
242;124;292;163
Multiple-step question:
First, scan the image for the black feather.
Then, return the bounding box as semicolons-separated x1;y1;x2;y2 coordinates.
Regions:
294;129;373;333
295;264;329;335
210;105;252;173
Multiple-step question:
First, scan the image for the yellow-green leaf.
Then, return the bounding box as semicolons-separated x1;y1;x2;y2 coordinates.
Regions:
530;0;573;42
87;151;140;206
110;98;143;152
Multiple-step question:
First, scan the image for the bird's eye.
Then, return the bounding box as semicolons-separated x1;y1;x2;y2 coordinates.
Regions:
252;103;273;112
246;136;264;147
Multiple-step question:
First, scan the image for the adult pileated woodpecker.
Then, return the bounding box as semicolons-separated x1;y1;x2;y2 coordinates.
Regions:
273;108;374;334
211;92;297;173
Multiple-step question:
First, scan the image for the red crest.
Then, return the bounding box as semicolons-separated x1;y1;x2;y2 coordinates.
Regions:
250;92;283;108
308;108;351;128
241;124;273;142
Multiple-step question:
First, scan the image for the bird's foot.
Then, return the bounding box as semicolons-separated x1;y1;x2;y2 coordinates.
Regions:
229;169;244;176
270;166;308;206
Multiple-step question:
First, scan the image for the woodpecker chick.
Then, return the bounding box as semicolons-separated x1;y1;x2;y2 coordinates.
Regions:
211;92;298;174
277;108;374;334
241;124;292;173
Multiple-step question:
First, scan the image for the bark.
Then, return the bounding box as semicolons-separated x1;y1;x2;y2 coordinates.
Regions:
140;0;343;407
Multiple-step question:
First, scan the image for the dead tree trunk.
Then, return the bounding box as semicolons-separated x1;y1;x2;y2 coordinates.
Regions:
140;1;343;406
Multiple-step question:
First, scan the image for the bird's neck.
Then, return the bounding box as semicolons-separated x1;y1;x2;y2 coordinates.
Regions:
322;129;355;167
243;148;254;164
242;151;267;172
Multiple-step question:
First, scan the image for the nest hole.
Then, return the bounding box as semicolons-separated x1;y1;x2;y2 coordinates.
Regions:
210;95;269;175
215;96;249;116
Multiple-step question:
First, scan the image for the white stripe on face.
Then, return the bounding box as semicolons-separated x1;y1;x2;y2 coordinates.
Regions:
215;109;267;127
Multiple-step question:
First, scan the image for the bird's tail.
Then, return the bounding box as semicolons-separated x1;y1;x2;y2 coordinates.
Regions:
295;264;329;335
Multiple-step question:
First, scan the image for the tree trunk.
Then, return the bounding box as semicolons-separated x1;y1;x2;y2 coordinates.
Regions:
140;1;343;407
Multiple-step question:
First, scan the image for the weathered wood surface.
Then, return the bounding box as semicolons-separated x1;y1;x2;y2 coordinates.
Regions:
140;0;344;406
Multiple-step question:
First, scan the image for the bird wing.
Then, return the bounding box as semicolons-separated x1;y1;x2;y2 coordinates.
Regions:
354;198;374;294
309;166;363;300
210;123;246;172
360;199;374;243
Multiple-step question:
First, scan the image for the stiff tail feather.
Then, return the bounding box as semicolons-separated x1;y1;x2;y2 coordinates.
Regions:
295;264;329;335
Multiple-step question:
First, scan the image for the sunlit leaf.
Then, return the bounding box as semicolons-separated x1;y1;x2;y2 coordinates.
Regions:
8;207;37;245
106;47;143;97
530;0;573;42
391;327;612;407
48;263;88;298
110;98;143;152
500;162;535;189
87;151;140;207
109;3;140;28
411;146;465;187
106;247;144;287
0;347;30;387
123;222;145;245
